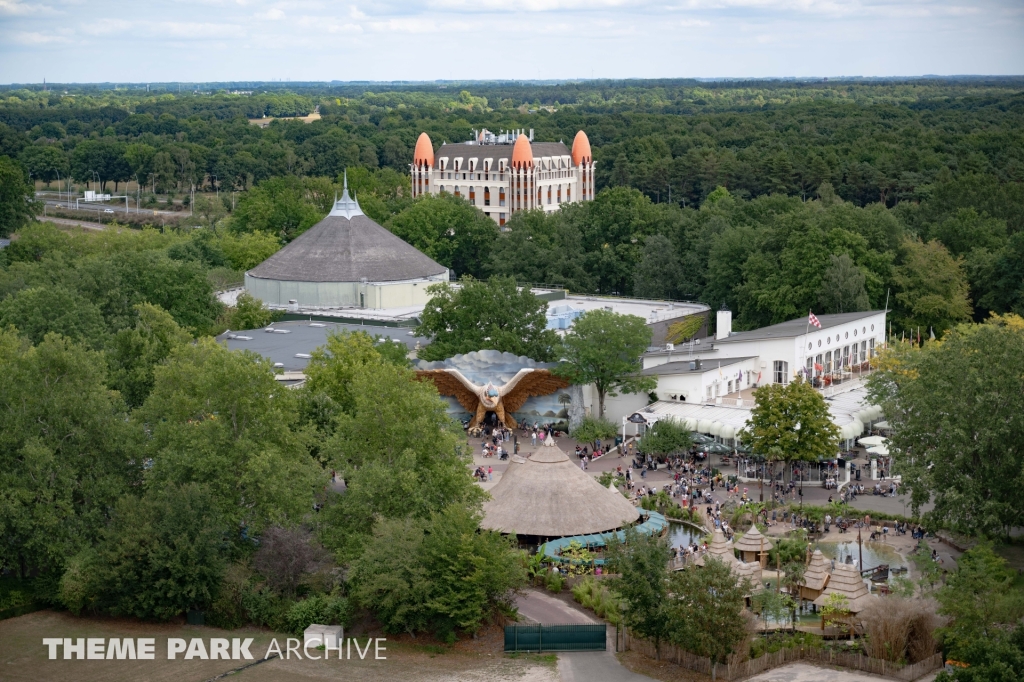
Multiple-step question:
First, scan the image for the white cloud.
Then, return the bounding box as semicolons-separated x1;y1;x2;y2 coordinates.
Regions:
256;7;285;19
680;18;711;25
0;0;57;15
9;30;71;44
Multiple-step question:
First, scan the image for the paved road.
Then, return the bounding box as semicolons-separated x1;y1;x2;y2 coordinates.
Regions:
514;590;656;682
746;662;938;682
516;589;596;625
559;627;654;682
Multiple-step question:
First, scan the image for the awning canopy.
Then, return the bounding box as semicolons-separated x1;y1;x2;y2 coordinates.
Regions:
858;435;887;447
867;444;890;456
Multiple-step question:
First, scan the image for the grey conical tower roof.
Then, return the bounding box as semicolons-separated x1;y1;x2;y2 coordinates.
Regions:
247;177;447;283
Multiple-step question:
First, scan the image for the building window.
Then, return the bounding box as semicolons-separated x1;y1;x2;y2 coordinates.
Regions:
852;344;859;365
484;187;490;206
861;340;867;360
499;213;506;226
469;187;476;204
567;186;572;201
825;351;832;374
815;354;823;376
869;338;876;357
499;189;505;207
727;380;733;394
843;345;850;367
773;361;789;385
547;187;552;204
853;328;858;337
806;357;813;376
454;186;460;198
707;385;713;401
557;187;562;203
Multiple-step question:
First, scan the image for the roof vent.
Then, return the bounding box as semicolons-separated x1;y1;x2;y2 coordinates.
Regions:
328;170;364;219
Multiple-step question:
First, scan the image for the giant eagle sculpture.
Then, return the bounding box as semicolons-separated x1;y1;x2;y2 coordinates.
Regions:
415;368;570;428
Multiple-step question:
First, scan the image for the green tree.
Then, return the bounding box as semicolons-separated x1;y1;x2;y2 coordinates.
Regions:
107;303;191;409
227;292;277;331
139;338;323;534
0;156;39;237
415;276;560;362
302;329;401;420
937;544;1024;657
893;238;972;336
0;331;140;581
218;230;281;271
556;309;656;418
742;378;839;483
867;315;1024;535
18;144;68;185
638;418;694;458
385;194;497;280
350;506;525;640
669;557;750;680
0;285;108;349
818;253;870;314
634;234;684;300
317;360;484;560
606;528;674;659
232;176;324;242
59;483;228;620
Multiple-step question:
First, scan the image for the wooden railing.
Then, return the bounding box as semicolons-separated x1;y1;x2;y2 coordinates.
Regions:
622;629;943;681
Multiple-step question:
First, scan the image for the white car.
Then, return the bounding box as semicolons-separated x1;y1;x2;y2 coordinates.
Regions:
103;209;114;213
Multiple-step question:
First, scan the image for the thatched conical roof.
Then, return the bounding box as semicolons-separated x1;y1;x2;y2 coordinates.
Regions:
803;549;830;592
813;563;878;614
733;524;774;554
696;530;762;593
695;529;737;567
481;445;640;537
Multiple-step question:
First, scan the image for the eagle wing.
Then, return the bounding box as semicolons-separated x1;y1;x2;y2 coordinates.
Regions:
414;369;481;413
501;369;571;415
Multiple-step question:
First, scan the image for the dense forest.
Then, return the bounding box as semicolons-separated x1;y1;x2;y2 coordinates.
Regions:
1;78;1023;337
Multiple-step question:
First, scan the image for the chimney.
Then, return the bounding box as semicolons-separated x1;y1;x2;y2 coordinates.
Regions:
716;308;732;340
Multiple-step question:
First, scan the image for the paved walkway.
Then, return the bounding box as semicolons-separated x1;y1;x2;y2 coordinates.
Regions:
513;589;656;682
558;627;654;682
745;662;938;682
516;589;596;625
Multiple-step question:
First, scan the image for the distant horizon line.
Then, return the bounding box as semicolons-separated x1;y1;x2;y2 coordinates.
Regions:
4;75;1024;89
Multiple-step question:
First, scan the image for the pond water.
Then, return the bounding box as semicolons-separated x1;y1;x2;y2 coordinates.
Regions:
816;540;908;579
667;521;706;549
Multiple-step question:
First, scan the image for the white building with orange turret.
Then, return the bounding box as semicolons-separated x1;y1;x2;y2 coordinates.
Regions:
410;128;595;226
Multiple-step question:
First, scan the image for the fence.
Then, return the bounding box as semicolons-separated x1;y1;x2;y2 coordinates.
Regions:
622;629;943;681
504;624;607;653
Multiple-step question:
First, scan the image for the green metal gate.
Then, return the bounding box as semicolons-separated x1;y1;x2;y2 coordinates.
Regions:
504;624;607;652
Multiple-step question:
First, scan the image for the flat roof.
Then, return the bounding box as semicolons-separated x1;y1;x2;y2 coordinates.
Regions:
218;320;429;372
714;310;885;344
560;295;707;324
641;356;755;376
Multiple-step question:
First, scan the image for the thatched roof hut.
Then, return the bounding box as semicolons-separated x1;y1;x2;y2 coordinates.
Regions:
812;563;878;614
481;445;640;539
733;524;774;565
695;529;737;567
695;530;762;595
799;549;830;601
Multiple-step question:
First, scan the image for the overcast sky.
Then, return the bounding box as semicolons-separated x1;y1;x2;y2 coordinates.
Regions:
1;0;1022;84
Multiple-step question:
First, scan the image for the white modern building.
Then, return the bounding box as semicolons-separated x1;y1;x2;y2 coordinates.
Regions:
410;128;595;226
624;309;889;447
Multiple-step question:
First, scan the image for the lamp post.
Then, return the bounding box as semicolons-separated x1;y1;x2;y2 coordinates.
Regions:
794;421;803;509
211;174;219;199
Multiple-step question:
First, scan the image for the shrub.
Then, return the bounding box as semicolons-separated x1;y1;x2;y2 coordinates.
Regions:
546;572;565;593
253;525;332;597
860;597;942;663
571;416;618;444
285;593;351;636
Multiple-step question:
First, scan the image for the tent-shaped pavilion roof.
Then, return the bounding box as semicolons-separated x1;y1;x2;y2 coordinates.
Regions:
481;444;640;537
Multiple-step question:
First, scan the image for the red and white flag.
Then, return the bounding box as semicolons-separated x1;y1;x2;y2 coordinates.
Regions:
808;311;822;328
